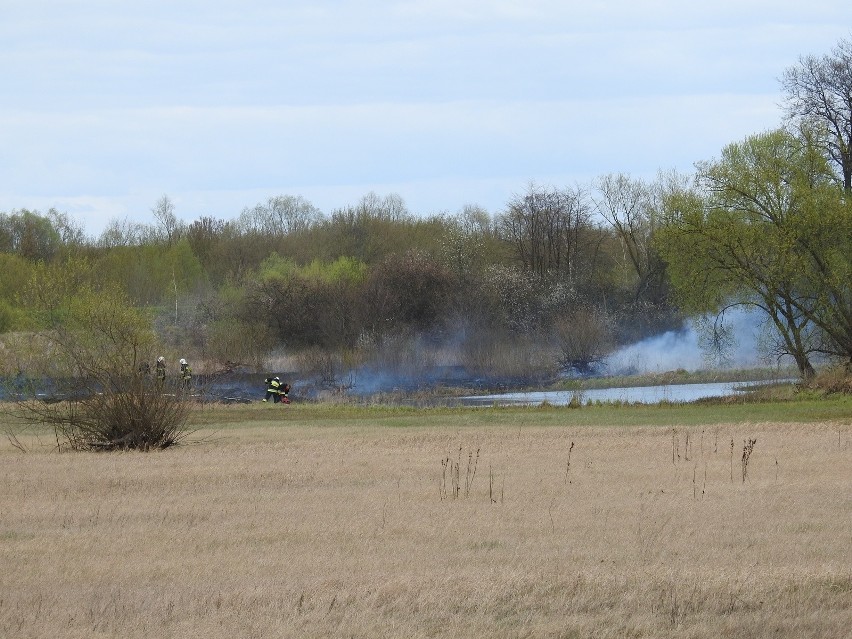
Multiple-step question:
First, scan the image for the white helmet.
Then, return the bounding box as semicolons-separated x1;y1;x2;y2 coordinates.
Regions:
157;356;165;363
179;358;187;365
274;376;280;381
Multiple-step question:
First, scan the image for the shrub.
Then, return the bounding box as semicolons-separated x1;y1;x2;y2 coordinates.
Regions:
0;300;14;333
20;375;192;451
808;365;852;394
13;266;192;451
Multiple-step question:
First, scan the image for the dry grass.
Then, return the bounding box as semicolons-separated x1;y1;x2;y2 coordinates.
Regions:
1;412;850;638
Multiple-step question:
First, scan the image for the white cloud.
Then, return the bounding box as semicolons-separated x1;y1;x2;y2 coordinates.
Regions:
2;1;852;235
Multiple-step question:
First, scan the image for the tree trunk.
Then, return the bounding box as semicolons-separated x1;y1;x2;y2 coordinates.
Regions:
795;353;816;380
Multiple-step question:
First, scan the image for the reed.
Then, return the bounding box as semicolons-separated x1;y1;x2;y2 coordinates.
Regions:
742;437;757;483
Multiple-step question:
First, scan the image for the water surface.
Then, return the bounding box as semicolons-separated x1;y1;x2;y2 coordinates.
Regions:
461;381;776;406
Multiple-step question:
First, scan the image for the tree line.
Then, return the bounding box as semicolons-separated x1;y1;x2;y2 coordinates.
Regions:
2;37;851;380
0;181;678;380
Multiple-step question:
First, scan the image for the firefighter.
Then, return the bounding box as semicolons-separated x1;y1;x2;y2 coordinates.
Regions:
264;376;281;402
155;356;166;384
179;358;192;390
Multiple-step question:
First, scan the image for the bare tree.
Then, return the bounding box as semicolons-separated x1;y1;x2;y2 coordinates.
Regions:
185;216;225;264
152;194;181;245
498;182;591;281
782;36;852;191
355;191;411;222
46;208;86;248
98;217;152;247
238;195;323;236
458;204;493;237
594;173;666;303
439;211;490;277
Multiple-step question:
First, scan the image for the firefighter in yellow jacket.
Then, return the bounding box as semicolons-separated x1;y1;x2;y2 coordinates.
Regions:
264;376;281;402
179;358;192;390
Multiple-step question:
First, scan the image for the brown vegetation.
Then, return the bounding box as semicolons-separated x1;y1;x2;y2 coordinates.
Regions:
807;365;852;394
1;415;849;637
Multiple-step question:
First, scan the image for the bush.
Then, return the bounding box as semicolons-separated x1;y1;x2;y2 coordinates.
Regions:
365;250;456;334
14;266;192;451
0;300;14;333
20;375;192;451
553;306;615;374
207;318;273;370
808;365;852;394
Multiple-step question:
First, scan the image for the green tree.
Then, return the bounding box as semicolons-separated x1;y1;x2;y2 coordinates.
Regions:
94;239;206;307
240;255;369;350
0;209;61;261
152;194;182;246
659;129;852;377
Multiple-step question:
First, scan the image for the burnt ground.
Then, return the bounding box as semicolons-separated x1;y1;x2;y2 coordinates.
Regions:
0;366;555;405
200;365;555;403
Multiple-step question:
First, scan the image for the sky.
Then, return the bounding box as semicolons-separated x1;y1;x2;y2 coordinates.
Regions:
2;1;851;237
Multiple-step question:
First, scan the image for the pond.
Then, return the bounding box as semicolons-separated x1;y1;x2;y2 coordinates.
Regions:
460;380;784;407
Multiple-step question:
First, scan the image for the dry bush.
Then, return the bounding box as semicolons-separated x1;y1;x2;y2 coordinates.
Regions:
11;347;194;452
808;364;852;394
294;346;340;385
206;318;273;370
553;305;615;373
365;250;456;334
16;376;192;451
458;329;556;379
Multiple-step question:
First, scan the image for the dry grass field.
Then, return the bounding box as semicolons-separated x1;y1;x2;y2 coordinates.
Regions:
1;404;850;638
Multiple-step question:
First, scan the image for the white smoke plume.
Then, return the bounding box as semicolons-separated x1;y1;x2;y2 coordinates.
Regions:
604;308;775;374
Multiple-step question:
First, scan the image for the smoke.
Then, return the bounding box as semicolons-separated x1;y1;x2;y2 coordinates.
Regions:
605;308;775;375
260;308;790;398
323;309;781;394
